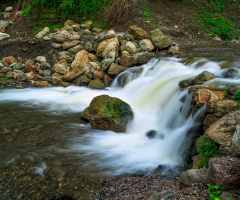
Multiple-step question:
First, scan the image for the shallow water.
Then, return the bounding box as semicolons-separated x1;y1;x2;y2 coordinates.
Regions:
1;56;240;199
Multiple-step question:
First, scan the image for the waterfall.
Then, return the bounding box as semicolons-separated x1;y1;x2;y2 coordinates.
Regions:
1;57;240;175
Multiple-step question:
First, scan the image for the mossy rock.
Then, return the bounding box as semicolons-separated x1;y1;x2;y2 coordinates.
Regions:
81;95;134;132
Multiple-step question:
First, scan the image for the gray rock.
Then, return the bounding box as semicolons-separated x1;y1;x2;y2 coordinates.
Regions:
219;191;240;200
108;63;126;77
85;42;93;52
0;20;9;28
150;29;172;49
231;124;240;157
58;51;74;62
106;30;116;39
35;56;47;64
101;59;114;71
132;52;155;65
74;75;91;86
40;62;51;70
126;41;137;54
178;79;194;88
5;7;13;12
53;63;70;75
68;45;82;53
51;43;62;49
36;27;50;39
88;79;106;90
194;71;216;85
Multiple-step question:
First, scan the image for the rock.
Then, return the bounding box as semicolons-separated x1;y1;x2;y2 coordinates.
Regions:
62;68;86;82
74;75;91;86
94;71;105;79
34;81;49;87
36;27;50;39
71;50;91;69
5;6;13;12
178;79;194;88
0;26;5;33
101;59;114;71
203;114;220;132
119;55;132;68
121;50;130;56
52;77;71;87
146;130;157;139
126;41;137;54
102;42;117;59
43;36;51;41
1;67;11;74
85;42;93;52
81;95;134;132
108;63;127;77
206;100;237;118
148;189;175;200
205;110;240;146
127;25;148;40
222;68;239;78
106;30;116;39
0;20;9;27
132;52;155;65
213;36;222;41
51;43;62;49
194;71;216;85
49;30;80;43
58;51;74;62
179;169;212;187
61;25;74;32
96;37;119;57
64;20;75;27
35;56;47;64
68;45;82;53
87;62;100;71
2;56;17;66
88;79;106;89
192;89;224;106
71;24;81;32
83;29;91;35
15;11;23;17
150;29;172;49
208;157;240;191
92;28;102;34
103;74;113;87
4;13;10;19
0;32;10;40
53;63;70;75
62;40;80;50
231;124;240;157
97;32;106;41
125;33;135;41
219;191;240;200
139;39;155;51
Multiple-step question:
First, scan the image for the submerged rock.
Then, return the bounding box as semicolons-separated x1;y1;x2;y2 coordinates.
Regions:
194;71;216;85
81;95;134;132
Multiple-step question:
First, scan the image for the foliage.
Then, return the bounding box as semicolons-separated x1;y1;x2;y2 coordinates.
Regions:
207;184;221;200
195;136;220;168
23;3;31;16
0;76;10;80
234;89;240;110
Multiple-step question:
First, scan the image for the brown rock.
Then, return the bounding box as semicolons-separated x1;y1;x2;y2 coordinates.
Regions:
62;40;80;50
206;100;237;117
96;37;119;57
208;157;240;191
53;63;70;75
35;81;49;87
0;26;5;33
74;75;91;86
94;71;105;79
71;50;90;69
52;77;71;87
108;63;127;77
87;62;100;71
2;56;17;67
64;20;75;27
203;114;220;131
205;110;240;145
127;25;148;40
88;79;106;89
62;68;86;82
88;53;98;62
103;74;113;87
120;55;132;68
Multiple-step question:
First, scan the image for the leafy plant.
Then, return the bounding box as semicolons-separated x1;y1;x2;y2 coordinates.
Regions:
142;3;150;21
23;3;32;16
195;136;220;168
207;184;221;200
234;89;240;110
0;76;10;80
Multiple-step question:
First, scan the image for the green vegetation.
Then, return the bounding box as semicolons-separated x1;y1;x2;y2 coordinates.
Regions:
22;3;31;16
207;184;222;200
195;136;220;168
0;76;10;80
234;89;240;110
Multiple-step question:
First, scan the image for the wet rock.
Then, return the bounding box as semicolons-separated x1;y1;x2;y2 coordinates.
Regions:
62;40;80;50
88;79;106;89
108;63;127;77
208;157;240;191
178;79;194;88
0;32;10;40
52;77;71;87
36;27;50;39
139;39;155;51
179;168;212;187
222;68;239;78
126;41;137;54
106;30;116;39
150;29;172;49
205;110;240;146
146;130;157;139
203;114;219;131
132;52;155;65
81;95;134;132
194;71;216;85
119;55;132;68
127;25;148;40
231;124;240;157
34;81;49;87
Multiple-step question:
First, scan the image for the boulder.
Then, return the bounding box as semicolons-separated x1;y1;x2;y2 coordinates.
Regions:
0;20;9;27
53;63;70;75
85;42;93;52
49;30;80;43
179;169;212;187
127;25;148;40
71;50;91;69
103;74;113;87
106;30;116;39
34;81;49;87
68;45;83;53
205;110;240;146
119;55;132;68
178;79;194;88
88;79;106;89
194;71;216;85
126;41;137;54
102;41;117;59
132;52;155;65
81;95;134;132
206;100;237;118
203;114;220;131
36;27;50;39
62;68;86;82
0;32;10;40
222;68;240;79
52;77;71;87
208;157;240;191
139;39;155;51
62;40;80;50
150;29;172;49
101;58;114;71
74;75;91;86
108;63;127;77
231;124;240;157
96;37;119;57
2;56;17;66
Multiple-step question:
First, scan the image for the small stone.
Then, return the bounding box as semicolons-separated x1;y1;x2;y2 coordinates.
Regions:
35;56;47;64
5;7;13;12
106;30;116;39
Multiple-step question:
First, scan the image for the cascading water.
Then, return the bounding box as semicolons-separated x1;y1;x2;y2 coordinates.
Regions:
1;57;240;175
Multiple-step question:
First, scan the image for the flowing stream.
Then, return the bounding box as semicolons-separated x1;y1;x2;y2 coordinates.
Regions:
1;56;240;199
